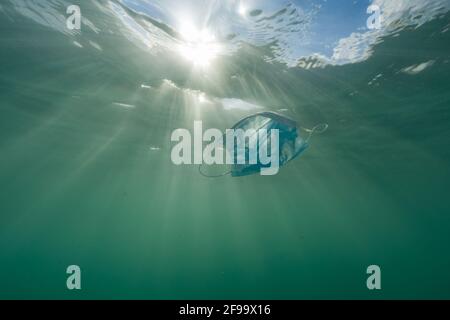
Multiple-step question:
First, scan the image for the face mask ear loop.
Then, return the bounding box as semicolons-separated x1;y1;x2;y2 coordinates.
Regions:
198;164;231;178
302;123;329;143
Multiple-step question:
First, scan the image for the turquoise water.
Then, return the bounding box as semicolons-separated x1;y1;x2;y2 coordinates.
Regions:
0;0;450;299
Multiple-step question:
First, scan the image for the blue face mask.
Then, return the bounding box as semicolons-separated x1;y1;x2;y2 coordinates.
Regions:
199;112;328;177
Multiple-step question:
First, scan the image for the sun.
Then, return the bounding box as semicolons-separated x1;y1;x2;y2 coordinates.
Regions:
178;23;221;68
238;4;247;16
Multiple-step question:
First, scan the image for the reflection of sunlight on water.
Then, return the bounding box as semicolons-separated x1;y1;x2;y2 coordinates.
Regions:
221;98;263;111
178;23;222;68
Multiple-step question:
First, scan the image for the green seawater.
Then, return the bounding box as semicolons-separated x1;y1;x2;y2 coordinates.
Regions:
0;0;450;299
